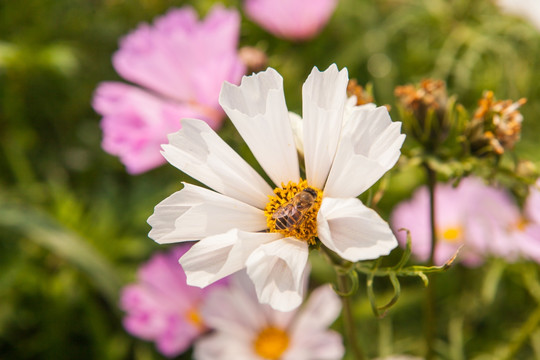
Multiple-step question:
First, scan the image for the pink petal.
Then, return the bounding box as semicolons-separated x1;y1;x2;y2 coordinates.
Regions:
112;5;245;108
119;245;226;357
245;0;338;40
390;178;522;266
525;179;540;224
92;82;221;174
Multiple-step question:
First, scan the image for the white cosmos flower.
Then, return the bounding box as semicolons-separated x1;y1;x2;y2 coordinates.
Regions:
194;274;344;360
148;64;405;311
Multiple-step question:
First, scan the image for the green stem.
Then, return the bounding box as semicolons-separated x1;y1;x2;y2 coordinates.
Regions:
426;165;438;266
320;246;365;360
337;271;366;360
425;164;438;360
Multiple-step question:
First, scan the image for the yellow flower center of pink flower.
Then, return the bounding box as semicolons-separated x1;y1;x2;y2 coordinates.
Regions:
514;217;529;231
264;179;322;245
185;307;204;330
253;326;290;360
441;226;462;243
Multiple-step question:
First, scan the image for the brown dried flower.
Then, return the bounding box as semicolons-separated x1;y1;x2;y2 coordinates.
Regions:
394;79;450;148
347;79;374;106
467;91;526;156
395;79;447;123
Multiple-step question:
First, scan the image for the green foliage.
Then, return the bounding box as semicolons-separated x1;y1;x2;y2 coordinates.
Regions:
1;0;540;359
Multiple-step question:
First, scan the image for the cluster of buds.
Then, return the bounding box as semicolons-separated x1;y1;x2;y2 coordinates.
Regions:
394;79;452;150
465;90;526;156
346;79;374;106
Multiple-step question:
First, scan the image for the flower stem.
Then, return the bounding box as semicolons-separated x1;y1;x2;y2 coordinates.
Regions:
425;164;438;360
337;271;366;360
320;246;365;360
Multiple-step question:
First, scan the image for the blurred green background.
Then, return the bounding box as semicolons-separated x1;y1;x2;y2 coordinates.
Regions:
1;0;540;359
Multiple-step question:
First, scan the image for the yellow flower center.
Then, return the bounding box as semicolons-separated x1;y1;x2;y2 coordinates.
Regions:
514;217;529;231
264;179;323;245
185;307;204;330
441;226;462;243
253;326;289;360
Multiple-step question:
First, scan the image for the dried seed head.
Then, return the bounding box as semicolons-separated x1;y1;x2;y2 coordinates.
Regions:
347;79;374;106
394;79;450;148
467;91;526;156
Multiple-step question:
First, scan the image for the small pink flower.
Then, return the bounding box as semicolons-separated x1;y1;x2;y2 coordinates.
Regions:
194;274;344;360
120;245;226;357
245;0;338;41
391;177;521;266
93;6;245;174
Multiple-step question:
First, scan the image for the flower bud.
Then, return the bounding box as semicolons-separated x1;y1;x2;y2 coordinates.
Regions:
347;79;374;106
394;79;451;150
466;91;526;156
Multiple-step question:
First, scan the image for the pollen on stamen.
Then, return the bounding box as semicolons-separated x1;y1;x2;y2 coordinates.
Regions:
264;179;323;245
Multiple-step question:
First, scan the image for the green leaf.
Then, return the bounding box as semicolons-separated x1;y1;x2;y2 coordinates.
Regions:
0;199;122;305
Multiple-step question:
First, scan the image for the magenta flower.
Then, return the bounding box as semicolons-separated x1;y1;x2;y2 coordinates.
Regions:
244;0;338;41
120;245;226;357
391;177;521;266
93;5;245;174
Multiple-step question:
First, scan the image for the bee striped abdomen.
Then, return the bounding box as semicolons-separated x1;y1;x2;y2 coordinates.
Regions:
274;208;304;230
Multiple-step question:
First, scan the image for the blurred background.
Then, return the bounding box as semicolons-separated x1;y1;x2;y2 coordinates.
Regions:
1;0;540;359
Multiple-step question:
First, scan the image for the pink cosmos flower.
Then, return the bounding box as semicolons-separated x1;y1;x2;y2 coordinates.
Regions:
390;177;521;266
194;274;344;360
244;0;338;41
120;245;226;357
93;5;245;174
505;179;540;263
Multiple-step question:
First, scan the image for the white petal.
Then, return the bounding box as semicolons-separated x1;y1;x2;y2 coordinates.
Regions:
344;98;377;121
246;237;309;312
324;106;405;198
162;119;273;208
302;64;349;189
290;285;341;334
263;263;311;329
318;197;398;262
200;273;267;338
283;331;344;360
147;183;267;244
219;68;300;186
194;333;254;360
181;230;281;288
288;112;304;157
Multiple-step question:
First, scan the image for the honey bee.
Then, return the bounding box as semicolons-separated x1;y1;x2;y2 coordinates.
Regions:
272;188;318;230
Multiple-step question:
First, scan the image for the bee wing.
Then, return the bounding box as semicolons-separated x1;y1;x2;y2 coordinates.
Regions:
272;204;295;219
